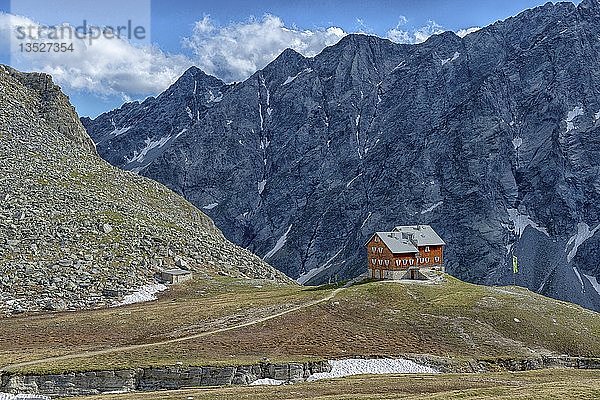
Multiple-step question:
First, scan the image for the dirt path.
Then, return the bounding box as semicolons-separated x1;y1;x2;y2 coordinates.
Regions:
1;286;346;373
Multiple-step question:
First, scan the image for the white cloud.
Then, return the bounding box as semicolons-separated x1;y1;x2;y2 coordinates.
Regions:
183;14;346;83
0;12;192;100
456;26;481;38
387;17;480;43
1;10;485;104
387;18;445;44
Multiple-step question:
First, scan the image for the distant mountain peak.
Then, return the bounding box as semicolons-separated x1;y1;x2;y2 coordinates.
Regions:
84;2;600;312
175;66;225;88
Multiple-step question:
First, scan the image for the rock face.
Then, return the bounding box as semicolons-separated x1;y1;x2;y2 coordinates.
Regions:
1;357;599;396
84;1;600;310
0;361;331;397
0;65;289;316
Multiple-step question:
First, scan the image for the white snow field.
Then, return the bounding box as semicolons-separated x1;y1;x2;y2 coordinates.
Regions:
307;358;438;381
117;283;167;306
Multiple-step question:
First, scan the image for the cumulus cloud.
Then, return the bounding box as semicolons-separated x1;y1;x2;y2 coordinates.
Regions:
183;14;346;82
1;10;485;103
387;17;445;44
0;12;192;100
456;26;482;38
387;17;480;44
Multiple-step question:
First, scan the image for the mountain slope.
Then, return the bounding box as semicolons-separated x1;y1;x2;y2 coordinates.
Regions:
0;65;288;315
83;0;600;310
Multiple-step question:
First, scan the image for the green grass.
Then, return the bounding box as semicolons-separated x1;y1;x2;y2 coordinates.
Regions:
3;275;598;375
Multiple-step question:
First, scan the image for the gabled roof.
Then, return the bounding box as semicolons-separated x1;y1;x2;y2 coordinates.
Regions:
367;232;419;254
392;225;446;246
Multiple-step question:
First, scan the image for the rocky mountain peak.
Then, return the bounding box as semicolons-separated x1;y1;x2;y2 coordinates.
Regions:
84;1;600;312
3;65;96;155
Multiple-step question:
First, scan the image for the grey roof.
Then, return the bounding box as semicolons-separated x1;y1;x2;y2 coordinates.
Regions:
161;269;192;276
372;232;419;254
391;225;446;246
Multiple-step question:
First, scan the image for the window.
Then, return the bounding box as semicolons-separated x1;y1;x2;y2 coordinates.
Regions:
378;247;383;253
425;246;430;252
403;259;408;266
384;260;389;266
371;246;377;253
371;259;376;265
395;260;401;266
378;260;383;266
375;236;379;242
409;259;414;265
434;256;440;262
425;258;430;263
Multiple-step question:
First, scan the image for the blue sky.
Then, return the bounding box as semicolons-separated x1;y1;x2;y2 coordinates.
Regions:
0;0;582;117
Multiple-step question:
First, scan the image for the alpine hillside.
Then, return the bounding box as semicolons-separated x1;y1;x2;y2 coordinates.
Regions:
0;65;288;316
83;0;600;310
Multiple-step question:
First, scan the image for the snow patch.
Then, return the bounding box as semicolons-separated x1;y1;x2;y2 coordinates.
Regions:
130;163;150;174
565;106;584;133
573;266;585;293
258;180;267;195
202;202;218;210
346;173;363;189
117;283;167;306
109;126;131;137
583;274;600;297
307;359;438;381
282;68;312;85
506;208;549;237
391;60;406;72
186;106;193;120
297;249;343;284
250;378;285;386
361;212;372;228
421;201;443;214
441;52;460;66
127;135;172;164
175;128;187;140
565;222;600;263
512;137;523;150
264;224;292;259
208;90;223;103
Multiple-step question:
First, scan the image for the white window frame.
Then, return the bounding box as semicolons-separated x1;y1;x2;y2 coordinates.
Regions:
384;260;389;266
425;246;430;252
